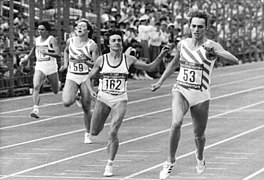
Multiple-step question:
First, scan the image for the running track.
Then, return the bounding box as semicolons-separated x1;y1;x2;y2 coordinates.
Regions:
0;61;264;180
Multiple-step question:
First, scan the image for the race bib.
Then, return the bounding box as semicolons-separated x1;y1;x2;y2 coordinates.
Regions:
69;62;89;74
177;61;203;90
101;73;127;95
36;46;50;61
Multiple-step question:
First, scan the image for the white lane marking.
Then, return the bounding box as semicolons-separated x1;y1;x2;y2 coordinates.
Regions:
243;167;264;180
120;102;264;179
206;162;238;165
0;101;263;179
33;148;66;151
0;86;263;149
214;156;248;160
225;152;256;155
0;157;30;160
15;153;48;155
1;77;263;130
116;154;148;157
1;69;263;114
128;151;159;153
0;102;63;115
0;63;262;103
0;115;53;118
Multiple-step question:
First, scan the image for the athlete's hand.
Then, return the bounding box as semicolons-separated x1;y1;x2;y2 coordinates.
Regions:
202;44;217;60
59;65;67;72
202;44;217;54
160;45;172;55
150;82;161;92
90;90;97;101
40;49;48;56
19;55;28;66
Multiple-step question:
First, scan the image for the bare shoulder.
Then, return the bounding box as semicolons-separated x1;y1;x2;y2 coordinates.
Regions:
90;40;99;50
95;55;104;66
126;54;138;66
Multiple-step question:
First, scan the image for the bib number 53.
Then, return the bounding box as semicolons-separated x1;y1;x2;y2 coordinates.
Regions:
183;69;195;82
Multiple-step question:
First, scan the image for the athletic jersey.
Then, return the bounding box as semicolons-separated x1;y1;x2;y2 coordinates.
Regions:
68;37;95;74
98;54;129;95
35;35;57;66
176;38;216;91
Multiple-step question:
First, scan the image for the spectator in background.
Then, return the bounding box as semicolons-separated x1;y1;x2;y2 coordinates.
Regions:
125;38;153;80
148;21;163;78
138;14;150;62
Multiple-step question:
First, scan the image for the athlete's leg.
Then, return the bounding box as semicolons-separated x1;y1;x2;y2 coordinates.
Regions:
90;100;111;136
80;82;92;134
169;91;189;163
107;100;127;161
47;72;60;94
62;79;78;107
190;100;210;160
32;70;45;106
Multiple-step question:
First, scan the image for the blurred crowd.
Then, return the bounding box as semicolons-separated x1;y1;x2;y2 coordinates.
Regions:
0;13;31;88
1;0;264;91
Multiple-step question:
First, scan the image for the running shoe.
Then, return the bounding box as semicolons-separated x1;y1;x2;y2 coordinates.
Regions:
84;132;92;144
195;151;206;174
159;161;175;180
75;91;82;108
30;108;39;118
103;165;113;177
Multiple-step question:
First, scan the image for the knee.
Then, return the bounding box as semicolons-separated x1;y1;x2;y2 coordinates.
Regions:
109;131;118;140
195;134;206;142
62;99;73;107
171;122;182;130
33;84;41;91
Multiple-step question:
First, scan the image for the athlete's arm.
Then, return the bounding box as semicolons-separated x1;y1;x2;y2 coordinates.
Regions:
132;45;171;72
19;40;36;66
150;42;181;92
204;41;239;65
85;41;99;68
60;38;70;71
86;56;103;98
41;37;61;58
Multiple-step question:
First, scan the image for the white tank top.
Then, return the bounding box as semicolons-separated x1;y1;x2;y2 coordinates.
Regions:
68;37;94;74
35;35;57;66
176;38;216;91
98;54;129;95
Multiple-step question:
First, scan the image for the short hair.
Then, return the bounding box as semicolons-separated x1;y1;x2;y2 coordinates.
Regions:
106;28;124;43
76;18;94;38
38;21;51;31
187;9;210;28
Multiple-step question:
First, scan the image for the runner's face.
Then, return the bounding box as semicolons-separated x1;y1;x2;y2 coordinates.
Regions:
109;34;122;51
76;22;88;36
190;17;206;40
38;25;48;37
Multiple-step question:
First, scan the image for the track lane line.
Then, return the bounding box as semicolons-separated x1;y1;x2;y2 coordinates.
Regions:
0;75;264;115
0;66;264;103
0;85;263;149
0;100;263;179
243;167;264;180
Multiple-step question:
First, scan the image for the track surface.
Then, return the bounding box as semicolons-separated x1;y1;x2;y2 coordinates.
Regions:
0;61;264;180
